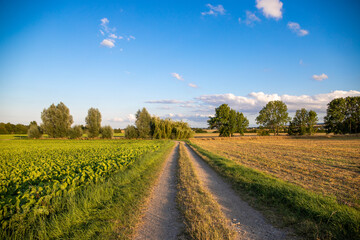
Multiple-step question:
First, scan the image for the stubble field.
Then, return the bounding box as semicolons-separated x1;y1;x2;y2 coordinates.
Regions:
190;136;360;209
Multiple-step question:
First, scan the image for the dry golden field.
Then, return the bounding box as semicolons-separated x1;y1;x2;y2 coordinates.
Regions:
190;136;360;209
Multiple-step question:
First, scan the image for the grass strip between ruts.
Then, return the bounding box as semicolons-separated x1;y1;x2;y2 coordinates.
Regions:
2;140;175;240
187;141;360;240
177;142;236;240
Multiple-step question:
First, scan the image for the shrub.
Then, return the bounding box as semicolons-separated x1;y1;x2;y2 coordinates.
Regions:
257;127;270;136
27;124;42;139
101;126;114;139
68;125;83;139
125;125;139;139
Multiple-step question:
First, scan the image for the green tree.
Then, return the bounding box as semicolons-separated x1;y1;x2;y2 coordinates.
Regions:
288;108;318;135
27;122;42;139
101;126;114;139
135;108;152;138
85;108;102;138
41;102;73;138
256;100;290;135
125;125;139;138
68;125;83;139
324;96;360;134
208;104;249;137
235;112;249;135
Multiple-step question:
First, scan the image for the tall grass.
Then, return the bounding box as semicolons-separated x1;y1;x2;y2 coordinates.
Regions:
187;141;360;240
2;140;174;240
177;143;236;239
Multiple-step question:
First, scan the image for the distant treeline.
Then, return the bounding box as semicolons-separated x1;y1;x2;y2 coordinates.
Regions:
208;96;360;136
0;122;29;134
124;108;194;139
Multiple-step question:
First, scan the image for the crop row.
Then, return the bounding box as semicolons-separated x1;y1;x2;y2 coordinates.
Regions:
0;140;165;229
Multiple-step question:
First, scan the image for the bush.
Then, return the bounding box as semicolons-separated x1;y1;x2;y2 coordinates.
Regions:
68;125;83;139
125;125;139;139
101;126;114;139
257;128;270;136
27;124;42;139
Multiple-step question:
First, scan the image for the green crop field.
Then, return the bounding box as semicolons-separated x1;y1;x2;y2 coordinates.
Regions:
0;139;173;239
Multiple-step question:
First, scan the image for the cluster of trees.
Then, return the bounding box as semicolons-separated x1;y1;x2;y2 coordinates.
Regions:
0;122;29;134
28;102;114;139
208;104;249;137
209;96;360;136
324;96;360;134
125;108;194;139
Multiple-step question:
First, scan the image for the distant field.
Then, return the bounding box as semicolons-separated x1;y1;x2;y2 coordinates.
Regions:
190;136;360;209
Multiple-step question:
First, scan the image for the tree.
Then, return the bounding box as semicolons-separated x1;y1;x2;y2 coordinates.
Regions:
101;126;114;139
27;122;42;139
68;125;83;139
85;108;102;138
256;100;290;135
324;96;360;134
288;108;318;135
208;104;249;137
235;112;249;135
135;108;152;138
41;102;73;138
125;125;139;138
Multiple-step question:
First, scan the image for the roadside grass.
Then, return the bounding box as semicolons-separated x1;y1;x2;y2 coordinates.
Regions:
177;142;236;240
2;140;174;240
187;141;360;240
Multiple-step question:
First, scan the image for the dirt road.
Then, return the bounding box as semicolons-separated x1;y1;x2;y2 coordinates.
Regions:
134;142;184;240
184;143;292;240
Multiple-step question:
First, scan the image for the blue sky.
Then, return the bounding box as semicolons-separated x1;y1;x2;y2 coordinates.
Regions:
0;0;359;127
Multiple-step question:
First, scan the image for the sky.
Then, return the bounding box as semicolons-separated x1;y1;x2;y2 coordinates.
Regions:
0;0;359;128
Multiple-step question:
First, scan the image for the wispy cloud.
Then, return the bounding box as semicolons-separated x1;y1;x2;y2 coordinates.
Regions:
299;59;303;65
100;39;115;48
145;99;186;104
188;83;198;88
239;11;261;26
171;72;184;81
109;114;136;123
287;22;309;36
312;73;328;81
201;4;226;16
256;0;283;19
109;33;118;38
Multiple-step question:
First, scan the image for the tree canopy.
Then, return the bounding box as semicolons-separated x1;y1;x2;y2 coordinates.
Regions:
41;102;73;138
324;96;360;134
288;108;318;135
135;108;151;138
208;104;249;137
85;108;102;138
256;100;290;135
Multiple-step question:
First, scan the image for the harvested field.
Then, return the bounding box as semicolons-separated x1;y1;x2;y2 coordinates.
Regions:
190;136;360;209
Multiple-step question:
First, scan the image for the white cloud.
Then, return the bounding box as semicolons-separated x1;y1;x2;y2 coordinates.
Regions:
118;36;124;39
197;90;360;112
100;18;109;26
110;114;136;123
129;35;136;40
109;33;118;38
201;4;226;16
171;72;184;81
241;11;261;26
100;39;115;48
100;30;104;35
188;83;198;88
312;73;328;81
287;22;309;36
256;0;283;19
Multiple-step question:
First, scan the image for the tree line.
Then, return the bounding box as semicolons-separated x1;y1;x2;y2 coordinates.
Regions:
0;122;29;134
124;108;194;139
209;96;360;136
28;102;114;139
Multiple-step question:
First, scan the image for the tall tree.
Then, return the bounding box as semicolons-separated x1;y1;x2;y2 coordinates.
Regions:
288;108;318;135
135;108;151;138
85;108;102;138
256;100;290;135
208;104;248;137
41;102;73;138
235;112;249;135
324;96;360;134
